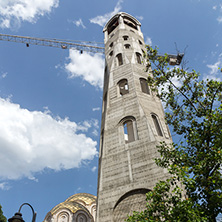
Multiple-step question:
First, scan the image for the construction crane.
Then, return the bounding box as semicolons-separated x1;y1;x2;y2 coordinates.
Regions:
0;33;105;54
0;33;183;65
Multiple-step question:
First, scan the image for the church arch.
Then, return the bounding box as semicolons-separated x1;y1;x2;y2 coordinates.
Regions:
113;188;150;222
74;210;93;222
57;211;70;222
76;213;87;222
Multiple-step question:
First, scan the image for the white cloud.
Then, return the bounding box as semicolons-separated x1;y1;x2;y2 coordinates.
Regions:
0;182;11;190
145;36;152;45
91;166;97;172
1;72;7;79
136;16;143;21
0;0;59;28
73;18;86;29
92;107;100;111
77;119;99;133
90;0;123;27
207;60;221;75
65;50;104;89
213;5;217;10
0;97;98;181
217;16;222;23
205;57;222;80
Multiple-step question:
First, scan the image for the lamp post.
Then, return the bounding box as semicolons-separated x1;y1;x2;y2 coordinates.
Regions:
8;203;37;222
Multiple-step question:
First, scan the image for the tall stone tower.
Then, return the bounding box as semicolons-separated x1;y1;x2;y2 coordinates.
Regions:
96;12;171;222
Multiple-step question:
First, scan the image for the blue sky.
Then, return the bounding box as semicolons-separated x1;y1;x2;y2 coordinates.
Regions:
0;0;222;221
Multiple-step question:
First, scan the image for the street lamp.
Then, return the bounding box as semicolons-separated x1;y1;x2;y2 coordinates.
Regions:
8;203;37;222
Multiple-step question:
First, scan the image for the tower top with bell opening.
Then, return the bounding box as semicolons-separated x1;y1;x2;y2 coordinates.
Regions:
103;12;143;44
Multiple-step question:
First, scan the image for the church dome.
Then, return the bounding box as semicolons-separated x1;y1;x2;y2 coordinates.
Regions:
44;193;96;222
64;193;96;206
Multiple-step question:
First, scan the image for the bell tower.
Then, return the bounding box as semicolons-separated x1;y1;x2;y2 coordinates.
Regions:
96;12;171;222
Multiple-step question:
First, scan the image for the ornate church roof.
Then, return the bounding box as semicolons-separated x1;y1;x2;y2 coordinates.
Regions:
49;193;96;214
64;193;96;205
44;193;96;222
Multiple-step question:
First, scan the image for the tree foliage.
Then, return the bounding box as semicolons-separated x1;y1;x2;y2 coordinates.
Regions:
0;205;7;222
127;46;222;222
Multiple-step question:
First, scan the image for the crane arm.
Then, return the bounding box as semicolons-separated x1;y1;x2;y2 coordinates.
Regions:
0;33;105;54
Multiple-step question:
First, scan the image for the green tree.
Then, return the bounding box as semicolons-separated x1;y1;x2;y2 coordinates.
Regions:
0;205;7;222
127;46;222;222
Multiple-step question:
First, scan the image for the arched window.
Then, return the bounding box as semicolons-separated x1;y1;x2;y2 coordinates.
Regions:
138;40;143;45
124;120;135;143
123;35;129;41
123;120;135;143
151;114;163;137
57;212;69;222
118;79;129;96
140;78;150;94
109;51;113;57
136;52;142;64
116;53;123;66
123;18;138;30
124;44;130;49
109;42;113;48
107;18;119;34
76;213;87;222
119;116;138;143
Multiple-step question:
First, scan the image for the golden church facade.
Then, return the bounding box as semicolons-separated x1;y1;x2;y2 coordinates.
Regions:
43;193;96;222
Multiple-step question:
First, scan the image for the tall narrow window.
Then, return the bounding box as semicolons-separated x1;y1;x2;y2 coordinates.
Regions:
136;52;142;64
100;130;104;158
107;18;119;34
118;79;129;96
124;120;135;143
151;114;163;137
140;78;150;94
138;40;143;45
103;92;107;113
116;53;123;66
